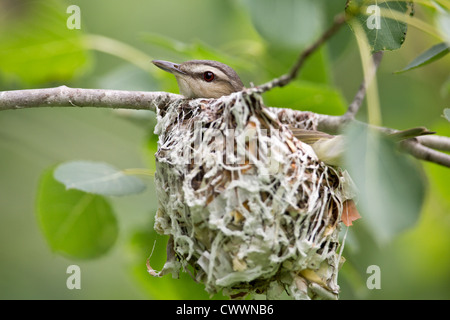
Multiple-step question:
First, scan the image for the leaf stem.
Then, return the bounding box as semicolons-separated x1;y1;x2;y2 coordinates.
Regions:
350;20;382;127
344;51;384;120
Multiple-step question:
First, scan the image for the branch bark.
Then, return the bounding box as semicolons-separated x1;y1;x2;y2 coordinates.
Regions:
0;85;181;112
400;139;450;168
417;135;450;152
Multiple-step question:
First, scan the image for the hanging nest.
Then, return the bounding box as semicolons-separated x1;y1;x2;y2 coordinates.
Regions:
150;90;356;300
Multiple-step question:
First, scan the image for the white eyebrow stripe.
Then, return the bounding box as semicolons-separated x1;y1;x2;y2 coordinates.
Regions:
189;65;228;79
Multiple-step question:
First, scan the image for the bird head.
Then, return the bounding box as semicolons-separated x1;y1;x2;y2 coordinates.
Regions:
152;59;244;99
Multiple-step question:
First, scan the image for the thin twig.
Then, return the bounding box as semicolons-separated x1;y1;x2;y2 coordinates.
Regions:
416;135;450;152
255;14;347;93
400;139;450;168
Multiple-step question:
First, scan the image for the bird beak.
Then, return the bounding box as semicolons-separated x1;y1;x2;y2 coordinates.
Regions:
152;60;187;75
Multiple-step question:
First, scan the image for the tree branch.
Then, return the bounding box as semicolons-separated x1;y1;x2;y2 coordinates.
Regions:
0;85;181;112
400;139;450;168
416;135;450;152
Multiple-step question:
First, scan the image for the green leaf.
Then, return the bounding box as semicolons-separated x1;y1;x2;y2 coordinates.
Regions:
0;0;90;85
36;167;118;259
54;161;146;197
242;0;324;49
444;108;450;122
263;81;347;115
344;123;426;244
346;0;412;52
396;42;450;73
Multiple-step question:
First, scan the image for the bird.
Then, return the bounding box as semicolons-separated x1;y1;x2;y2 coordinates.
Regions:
152;59;434;166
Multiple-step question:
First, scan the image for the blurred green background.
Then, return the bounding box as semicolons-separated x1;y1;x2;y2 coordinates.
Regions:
0;0;449;299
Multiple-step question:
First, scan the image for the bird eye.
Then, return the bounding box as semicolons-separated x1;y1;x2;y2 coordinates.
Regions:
203;71;215;82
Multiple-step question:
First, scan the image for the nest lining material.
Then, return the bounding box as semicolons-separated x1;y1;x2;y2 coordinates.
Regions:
151;90;356;300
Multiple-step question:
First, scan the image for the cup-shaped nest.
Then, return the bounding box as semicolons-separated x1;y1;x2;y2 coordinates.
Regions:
151;90;355;300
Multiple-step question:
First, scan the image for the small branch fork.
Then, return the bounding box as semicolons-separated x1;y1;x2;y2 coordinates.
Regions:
0;15;449;168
